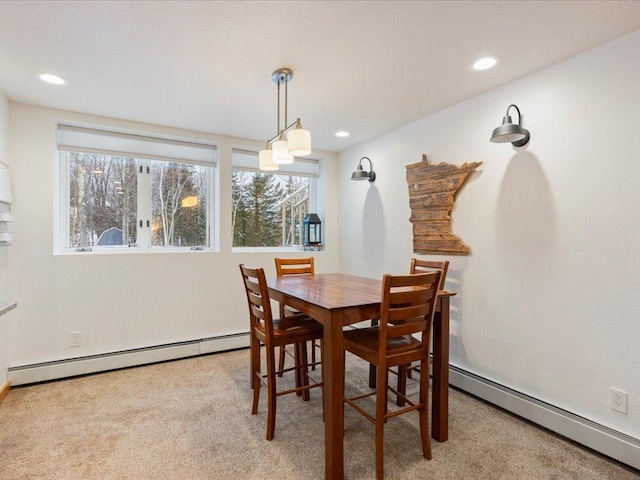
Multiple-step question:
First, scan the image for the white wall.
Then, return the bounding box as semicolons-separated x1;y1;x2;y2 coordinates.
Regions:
0;91;9;387
7;104;339;367
338;31;640;438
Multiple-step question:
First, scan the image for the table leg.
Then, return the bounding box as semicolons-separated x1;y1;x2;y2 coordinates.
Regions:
431;296;450;442
323;310;345;479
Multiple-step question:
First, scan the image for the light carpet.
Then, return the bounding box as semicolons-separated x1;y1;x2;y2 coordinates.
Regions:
0;348;638;479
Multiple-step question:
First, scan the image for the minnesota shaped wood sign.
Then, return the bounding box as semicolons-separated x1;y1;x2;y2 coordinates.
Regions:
406;154;482;255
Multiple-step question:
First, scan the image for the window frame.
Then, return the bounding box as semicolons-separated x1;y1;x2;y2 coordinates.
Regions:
54;123;218;255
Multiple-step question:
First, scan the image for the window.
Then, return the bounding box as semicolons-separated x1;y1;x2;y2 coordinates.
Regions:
232;149;318;248
57;125;216;253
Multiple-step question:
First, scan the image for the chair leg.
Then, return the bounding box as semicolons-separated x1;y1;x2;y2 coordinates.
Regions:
376;362;387;480
250;334;258;390
277;346;285;377
251;335;260;414
311;340;316;370
266;344;277;441
369;318;380;388
396;364;407;407
293;343;304;396
300;341;311;401
418;357;432;460
369;364;377;389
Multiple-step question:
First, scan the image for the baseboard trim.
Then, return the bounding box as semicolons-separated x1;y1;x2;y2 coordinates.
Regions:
0;381;9;404
449;365;640;471
8;332;250;386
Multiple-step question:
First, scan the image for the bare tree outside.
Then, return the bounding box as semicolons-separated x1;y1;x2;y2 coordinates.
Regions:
67;151;210;249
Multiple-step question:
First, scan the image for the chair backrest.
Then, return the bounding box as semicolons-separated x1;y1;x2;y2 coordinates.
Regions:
275;257;315;277
379;272;441;356
239;264;275;342
410;258;449;290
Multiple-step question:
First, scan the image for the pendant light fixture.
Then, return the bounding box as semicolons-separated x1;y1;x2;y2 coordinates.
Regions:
259;68;312;170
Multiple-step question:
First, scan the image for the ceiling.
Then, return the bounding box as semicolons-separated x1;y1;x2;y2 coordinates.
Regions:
1;1;639;153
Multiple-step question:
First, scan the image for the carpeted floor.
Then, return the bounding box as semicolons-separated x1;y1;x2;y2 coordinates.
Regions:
0;348;638;480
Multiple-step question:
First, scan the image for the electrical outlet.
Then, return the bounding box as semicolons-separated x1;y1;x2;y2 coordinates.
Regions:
610;388;628;414
69;331;82;347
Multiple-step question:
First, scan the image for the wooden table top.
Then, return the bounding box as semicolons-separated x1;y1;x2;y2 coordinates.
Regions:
267;272;456;311
267;273;381;310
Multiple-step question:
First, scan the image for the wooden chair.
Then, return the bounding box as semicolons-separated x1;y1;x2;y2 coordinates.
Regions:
368;259;449;405
396;259;449;405
274;257;322;375
343;271;441;479
239;264;323;440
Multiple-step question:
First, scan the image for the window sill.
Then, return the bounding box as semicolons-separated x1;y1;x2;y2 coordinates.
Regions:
54;247;216;256
232;246;317;254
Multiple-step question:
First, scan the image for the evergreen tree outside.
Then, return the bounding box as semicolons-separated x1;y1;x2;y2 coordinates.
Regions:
232;170;310;247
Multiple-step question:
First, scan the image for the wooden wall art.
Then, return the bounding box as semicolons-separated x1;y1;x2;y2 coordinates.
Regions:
406;154;482;255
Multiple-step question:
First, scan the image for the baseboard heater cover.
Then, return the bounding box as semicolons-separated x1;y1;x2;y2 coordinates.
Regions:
8;332;249;386
449;364;640;471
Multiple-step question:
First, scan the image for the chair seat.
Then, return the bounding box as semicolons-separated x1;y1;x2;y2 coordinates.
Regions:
253;314;322;343
344;326;421;365
272;314;322;335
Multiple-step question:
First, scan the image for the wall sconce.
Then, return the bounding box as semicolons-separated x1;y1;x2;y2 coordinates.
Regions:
490;104;530;147
351;156;376;182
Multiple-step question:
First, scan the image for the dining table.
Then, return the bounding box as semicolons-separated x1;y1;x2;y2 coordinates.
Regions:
266;272;456;480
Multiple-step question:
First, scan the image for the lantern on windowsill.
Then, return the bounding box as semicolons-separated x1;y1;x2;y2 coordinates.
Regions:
303;213;322;251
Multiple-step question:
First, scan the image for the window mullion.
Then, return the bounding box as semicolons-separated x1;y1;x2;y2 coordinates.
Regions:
137;159;151;248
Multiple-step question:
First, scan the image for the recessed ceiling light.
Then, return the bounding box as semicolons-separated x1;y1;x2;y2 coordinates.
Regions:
336;131;350;137
471;56;501;71
38;73;68;85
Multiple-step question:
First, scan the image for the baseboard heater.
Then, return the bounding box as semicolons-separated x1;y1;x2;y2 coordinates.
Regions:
449;364;640;471
8;332;250;386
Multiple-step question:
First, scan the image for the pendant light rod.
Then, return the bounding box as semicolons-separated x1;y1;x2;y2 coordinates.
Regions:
266;118;303;144
276;78;281;134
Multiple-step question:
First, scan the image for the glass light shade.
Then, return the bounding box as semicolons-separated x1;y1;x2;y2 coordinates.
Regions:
272;139;294;164
259;148;278;171
287;128;312;156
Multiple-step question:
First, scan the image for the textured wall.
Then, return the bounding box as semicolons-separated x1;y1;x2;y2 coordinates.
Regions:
0;92;9;388
337;31;640;438
6;104;339;367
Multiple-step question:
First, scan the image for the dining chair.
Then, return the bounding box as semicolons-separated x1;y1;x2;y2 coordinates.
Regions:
239;264;324;440
343;271;441;479
396;258;449;405
368;259;450;405
274;257;322;376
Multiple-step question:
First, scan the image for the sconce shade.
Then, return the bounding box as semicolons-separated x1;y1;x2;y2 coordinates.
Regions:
490;104;530;147
351;166;370;180
259;148;278;170
287;126;311;156
272;137;294;164
351;157;376;182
